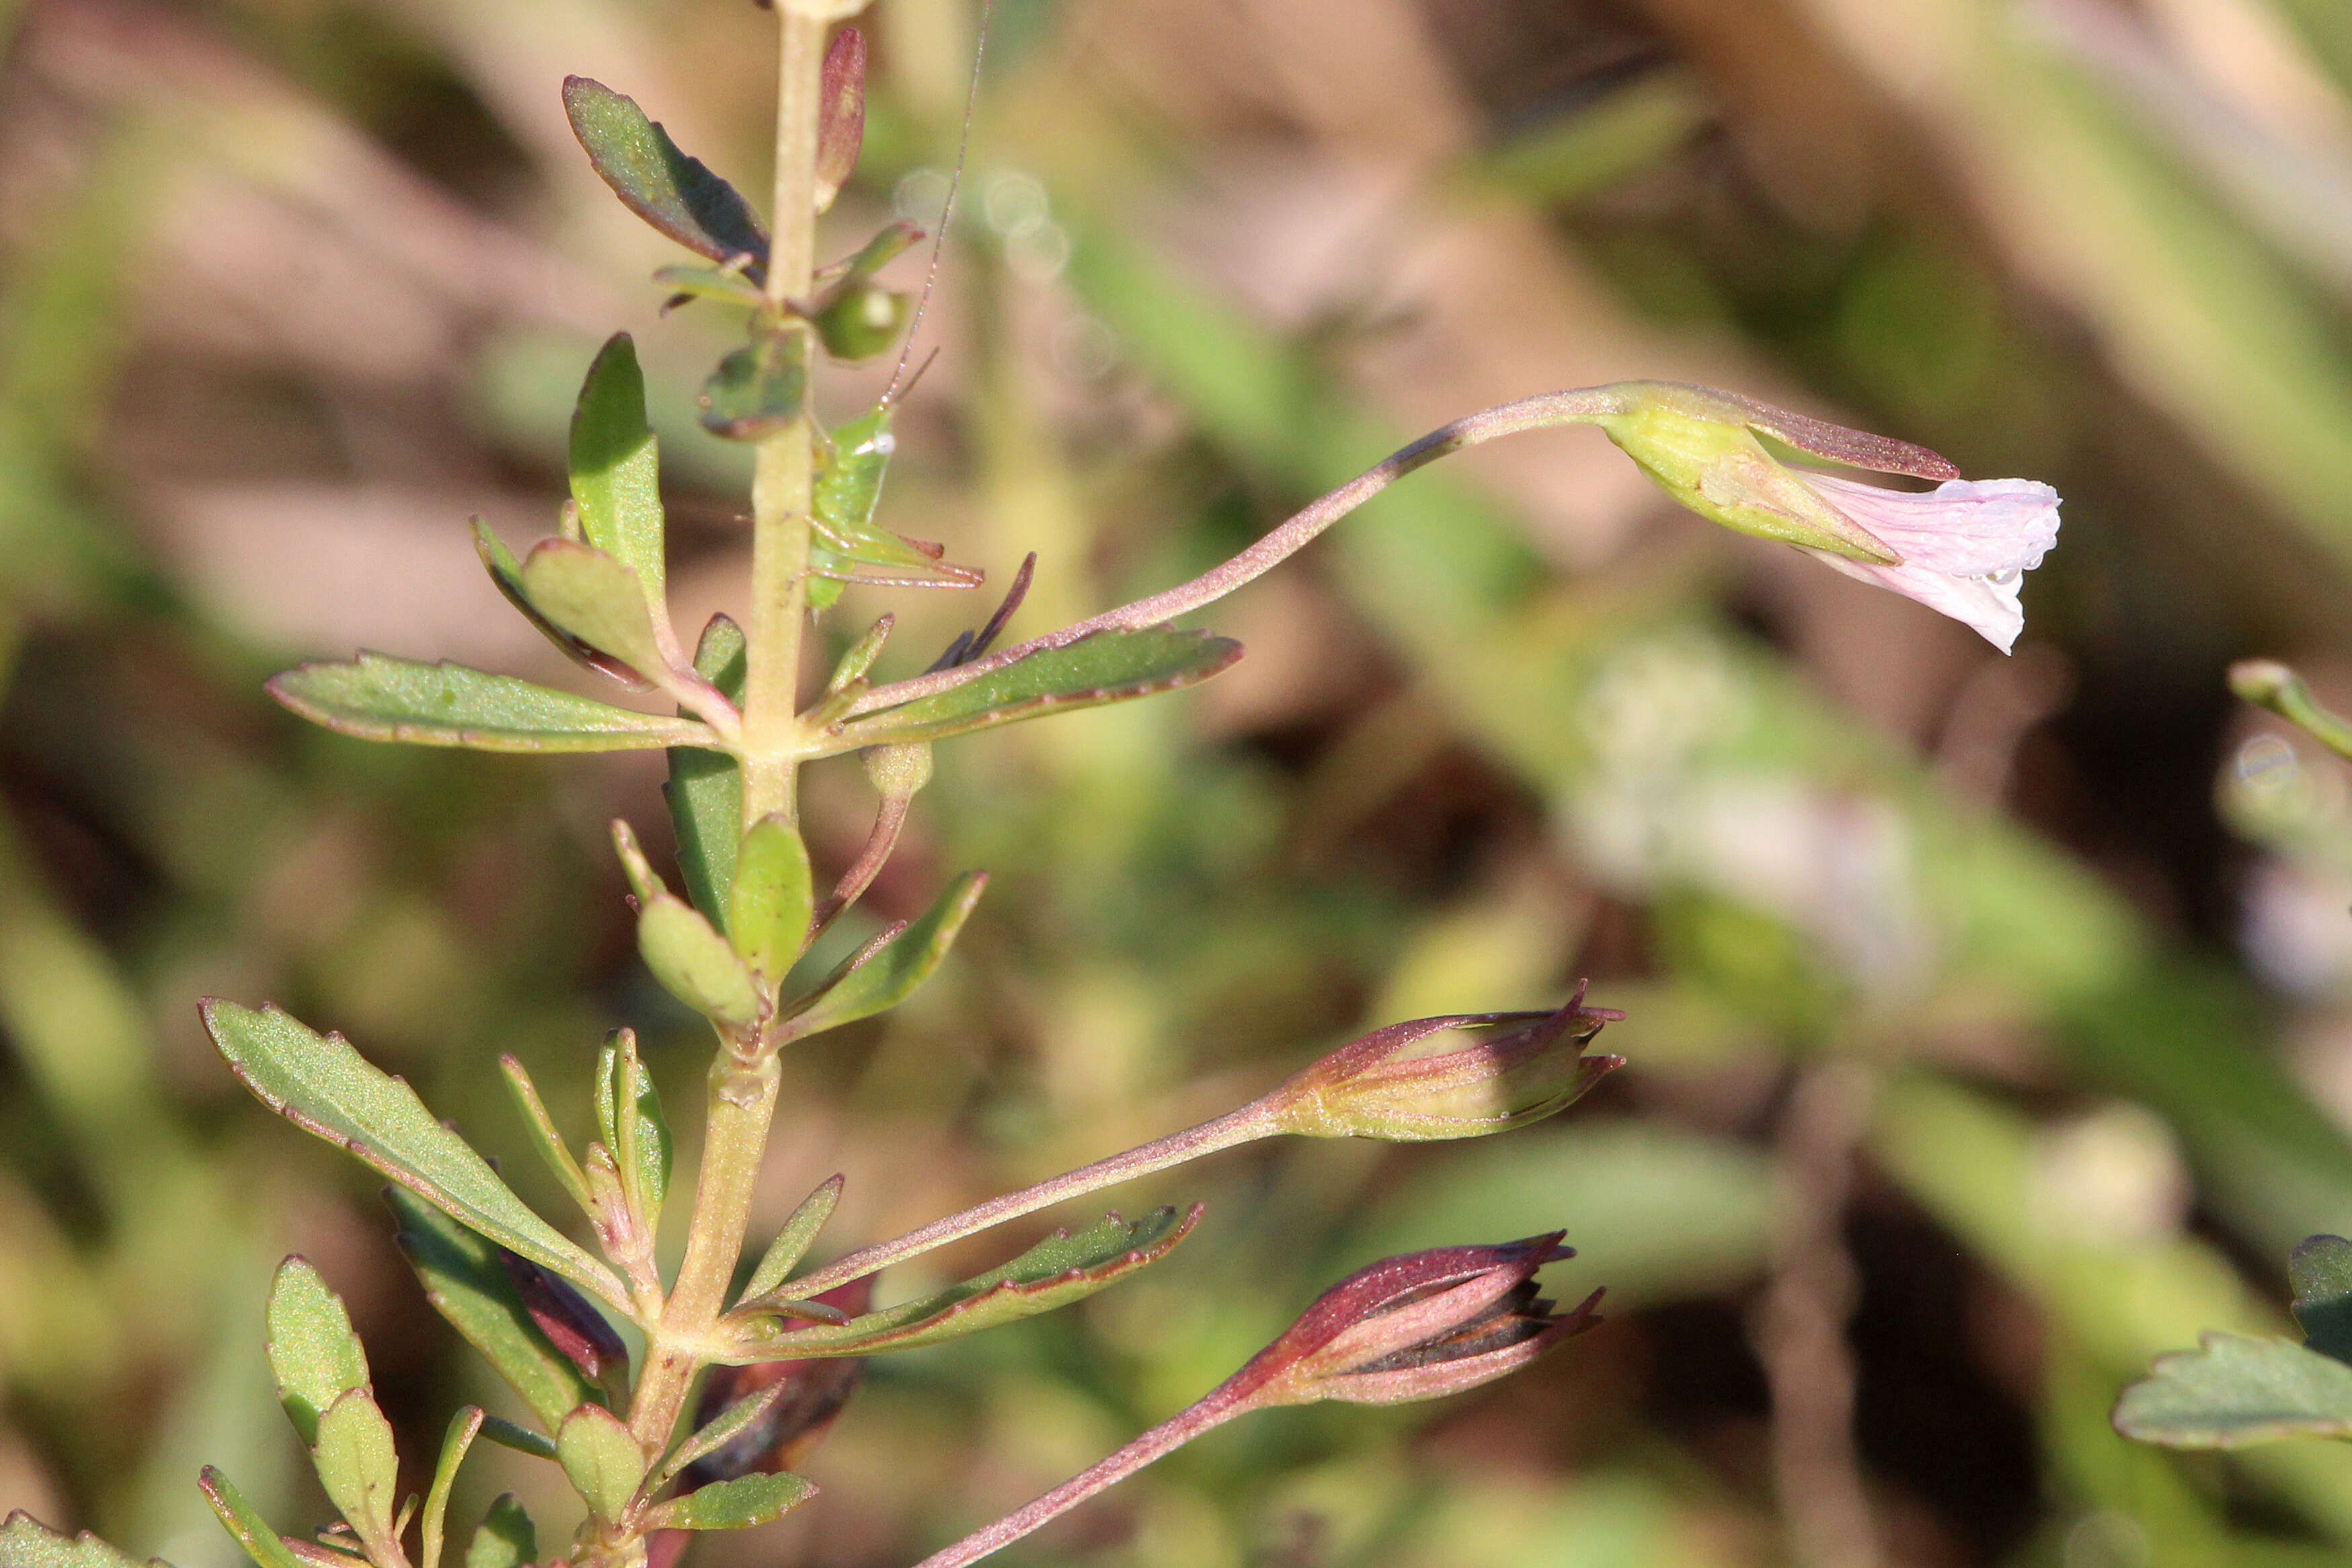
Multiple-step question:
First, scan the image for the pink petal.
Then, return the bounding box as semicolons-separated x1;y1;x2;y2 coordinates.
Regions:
1803;549;2029;654
1801;474;2060;577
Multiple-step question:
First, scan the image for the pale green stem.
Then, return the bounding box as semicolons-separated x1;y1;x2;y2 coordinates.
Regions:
619;0;827;1475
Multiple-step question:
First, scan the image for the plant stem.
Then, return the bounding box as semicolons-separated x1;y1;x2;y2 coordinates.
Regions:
622;0;827;1470
740;2;827;830
909;1395;1248;1568
786;1103;1278;1296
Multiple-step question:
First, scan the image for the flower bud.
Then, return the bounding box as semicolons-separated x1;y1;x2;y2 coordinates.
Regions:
1261;988;1622;1142
861;740;933;799
1219;1236;1601;1409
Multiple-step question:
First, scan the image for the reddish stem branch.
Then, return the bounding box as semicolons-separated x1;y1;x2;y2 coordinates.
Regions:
812;791;910;933
785;1103;1277;1297
909;1393;1247;1568
840;387;1636;720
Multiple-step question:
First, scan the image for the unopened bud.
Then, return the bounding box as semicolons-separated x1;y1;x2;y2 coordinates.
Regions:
499;1249;628;1380
814;28;867;212
1220;1236;1600;1409
862;741;933;799
1263;988;1622;1142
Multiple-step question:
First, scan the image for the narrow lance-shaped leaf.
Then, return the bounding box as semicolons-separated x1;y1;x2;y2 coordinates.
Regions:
666;614;748;923
783;871;986;1038
614;822;761;1025
654;1381;786;1490
701;325;808;442
596;1029;670;1228
516;540;671;684
563;77;769;278
202;1000;631;1306
266;1257;370;1446
816;629;1241;754
386;1187;602;1433
200;1469;310;1568
420;1408;484;1568
474;522;653;691
2114;1331;2352;1448
570;334;666;606
270;654;713;754
462;1499;533;1568
742;1175;844;1302
730;816;815;978
498;1056;593;1216
642;1473;816;1532
726;1206;1200;1359
556;1404;647;1527
311;1388;402;1562
0;1514;165;1568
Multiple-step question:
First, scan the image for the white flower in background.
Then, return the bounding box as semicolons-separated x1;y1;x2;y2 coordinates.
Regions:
1797;475;2062;654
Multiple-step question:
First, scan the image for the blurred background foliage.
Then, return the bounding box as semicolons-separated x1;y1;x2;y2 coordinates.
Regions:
15;0;2352;1565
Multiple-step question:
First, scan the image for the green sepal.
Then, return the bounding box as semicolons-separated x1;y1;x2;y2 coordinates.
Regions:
700;326;807;441
740;1175;844;1302
461;1498;534;1568
595;1029;670;1226
783;871;986;1038
0;1514;165;1568
729;815;816;977
2114;1331;2352;1448
205;1001;630;1306
563;77;769;278
420;1407;484;1568
516;539;670;684
269;655;713;753
200;1468;310;1568
641;1473;816;1532
555;1405;648;1527
265;1257;370;1447
311;1388;401;1559
730;1205;1198;1358
385;1187;603;1434
820;630;1242;754
570;334;666;609
666;615;748;924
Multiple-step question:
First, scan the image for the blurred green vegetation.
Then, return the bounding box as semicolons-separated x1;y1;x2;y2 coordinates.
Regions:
18;1;2352;1567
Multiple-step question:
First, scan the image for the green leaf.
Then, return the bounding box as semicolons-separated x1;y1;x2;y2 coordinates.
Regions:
200;1469;309;1568
570;334;666;608
642;1472;816;1532
421;1407;483;1568
0;1514;163;1568
821;629;1243;753
699;326;807;441
562;78;769;276
474;519;652;691
742;1175;843;1302
556;1404;647;1526
463;1497;534;1568
517;540;669;682
311;1387;401;1557
667;615;748;924
265;1257;370;1447
652;1380;787;1491
734;1206;1199;1358
204;1000;630;1306
729;816;815;977
783;872;986;1038
270;654;711;753
2115;1332;2352;1447
640;895;762;1026
596;1029;670;1224
2294;1234;2352;1364
385;1187;601;1433
476;1419;558;1461
498;1055;593;1216
652;265;766;310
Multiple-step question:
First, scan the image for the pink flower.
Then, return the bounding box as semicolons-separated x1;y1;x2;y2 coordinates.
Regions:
1795;474;2061;654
